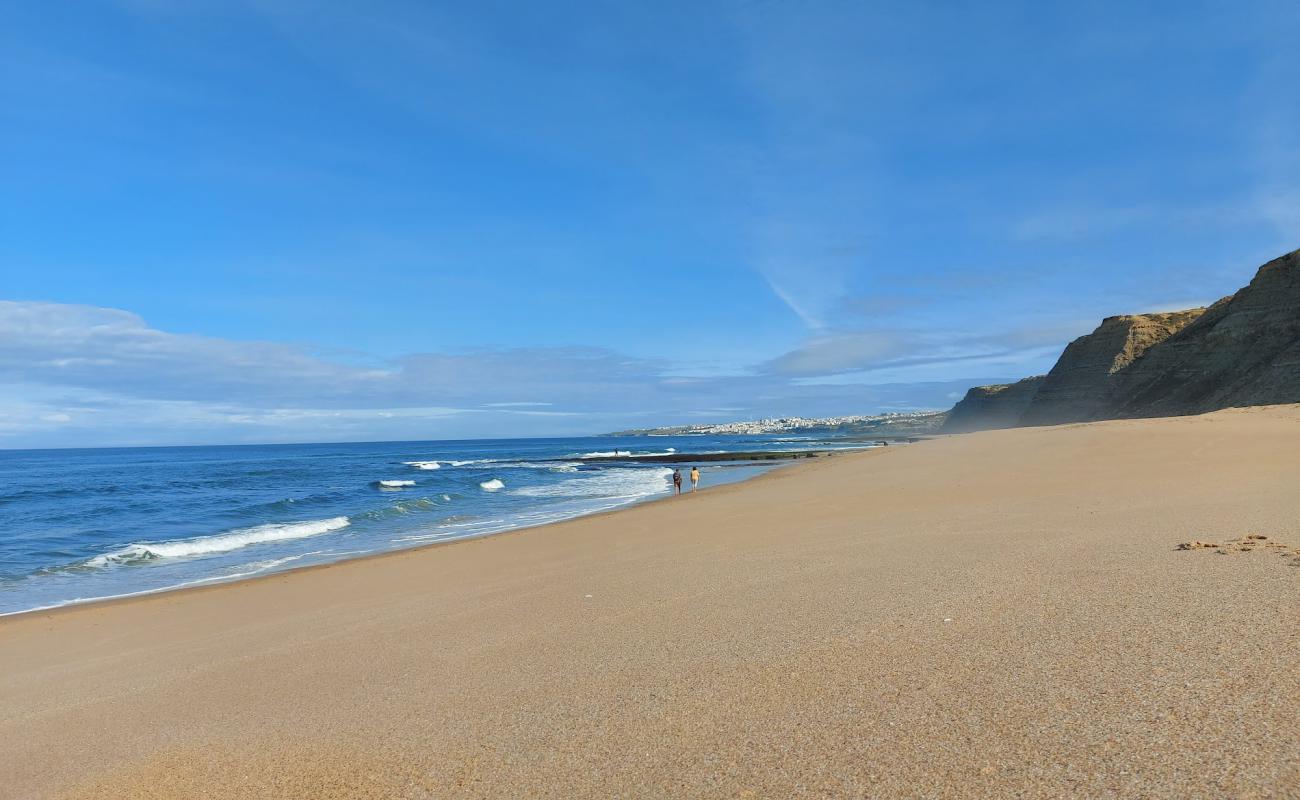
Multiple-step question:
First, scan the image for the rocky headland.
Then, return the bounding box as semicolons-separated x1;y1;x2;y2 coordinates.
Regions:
942;248;1300;433
943;376;1045;434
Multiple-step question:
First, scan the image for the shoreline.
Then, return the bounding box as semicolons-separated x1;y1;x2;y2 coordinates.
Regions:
0;449;864;623
5;408;1297;799
575;448;840;464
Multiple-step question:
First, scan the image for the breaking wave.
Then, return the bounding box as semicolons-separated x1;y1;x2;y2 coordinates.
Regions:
358;497;445;520
408;458;579;471
575;448;676;458
511;467;672;499
407;459;494;468
84;517;352;567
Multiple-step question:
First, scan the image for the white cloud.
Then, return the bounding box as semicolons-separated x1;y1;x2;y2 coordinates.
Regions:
760;318;1090;379
0;301;392;405
762;275;825;329
0;300;1065;447
764;331;909;375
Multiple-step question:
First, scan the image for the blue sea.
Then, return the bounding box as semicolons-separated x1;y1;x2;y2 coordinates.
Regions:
0;434;873;616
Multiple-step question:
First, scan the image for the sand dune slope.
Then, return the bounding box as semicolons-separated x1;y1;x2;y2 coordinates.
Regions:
2;407;1298;798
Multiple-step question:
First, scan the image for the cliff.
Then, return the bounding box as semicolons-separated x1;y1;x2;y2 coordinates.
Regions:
941;376;1045;433
944;247;1300;432
1106;249;1300;417
1018;309;1206;426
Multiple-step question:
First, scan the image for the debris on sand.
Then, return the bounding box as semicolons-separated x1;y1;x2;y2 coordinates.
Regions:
1178;533;1298;564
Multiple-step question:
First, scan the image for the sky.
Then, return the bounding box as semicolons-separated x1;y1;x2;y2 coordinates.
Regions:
2;0;1298;448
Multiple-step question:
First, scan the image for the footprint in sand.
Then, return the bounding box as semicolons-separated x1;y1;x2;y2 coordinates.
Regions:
1176;533;1299;565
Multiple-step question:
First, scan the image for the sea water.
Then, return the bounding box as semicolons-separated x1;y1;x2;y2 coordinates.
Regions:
0;434;874;615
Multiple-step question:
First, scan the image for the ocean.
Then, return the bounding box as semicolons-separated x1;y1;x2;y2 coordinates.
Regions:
0;434;873;616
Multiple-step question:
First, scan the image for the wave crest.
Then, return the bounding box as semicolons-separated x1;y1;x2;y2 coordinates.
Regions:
511;467;672;499
575;448;676;458
85;517;352;567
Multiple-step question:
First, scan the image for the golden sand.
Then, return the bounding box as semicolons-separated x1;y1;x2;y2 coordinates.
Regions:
3;406;1298;798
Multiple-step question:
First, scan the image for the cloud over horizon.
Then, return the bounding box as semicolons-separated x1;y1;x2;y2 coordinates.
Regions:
5;1;1296;446
0;299;1069;447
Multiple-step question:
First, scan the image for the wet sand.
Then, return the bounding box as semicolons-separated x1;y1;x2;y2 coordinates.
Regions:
2;406;1298;798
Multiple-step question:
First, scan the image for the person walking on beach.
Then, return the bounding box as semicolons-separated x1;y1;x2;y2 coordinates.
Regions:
672;469;682;495
690;466;700;492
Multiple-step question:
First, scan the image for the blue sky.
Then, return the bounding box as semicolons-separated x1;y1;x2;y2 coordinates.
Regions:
2;0;1298;447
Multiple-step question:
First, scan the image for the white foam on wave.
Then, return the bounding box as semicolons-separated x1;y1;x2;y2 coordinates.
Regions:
378;479;416;488
2;550;342;617
448;459;567;469
511;467;673;499
394;514;487;542
85;516;352;566
359;497;441;520
480;478;505;491
393;469;676;547
576;448;676;458
406;458;587;470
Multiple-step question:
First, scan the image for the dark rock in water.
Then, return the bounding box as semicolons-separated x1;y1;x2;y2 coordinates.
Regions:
941;376;1045;433
942;247;1300;432
1019;309;1205;426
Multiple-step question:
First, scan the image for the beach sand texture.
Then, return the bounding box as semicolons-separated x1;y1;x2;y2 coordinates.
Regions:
3;406;1299;799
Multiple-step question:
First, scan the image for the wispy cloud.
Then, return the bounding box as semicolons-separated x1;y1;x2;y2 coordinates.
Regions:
0;300;1029;446
482;401;554;408
1012;205;1158;241
761;274;825;329
0;301;393;406
761;318;1096;379
763;330;908;375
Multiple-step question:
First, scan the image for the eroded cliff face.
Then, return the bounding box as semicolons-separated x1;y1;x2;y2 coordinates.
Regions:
1018;309;1206;426
942;248;1300;432
941;376;1045;433
1106;249;1300;418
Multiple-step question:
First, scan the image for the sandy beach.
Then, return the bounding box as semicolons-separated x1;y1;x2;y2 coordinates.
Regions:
3;406;1298;799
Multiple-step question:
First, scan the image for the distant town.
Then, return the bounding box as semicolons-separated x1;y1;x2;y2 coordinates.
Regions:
611;410;947;437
